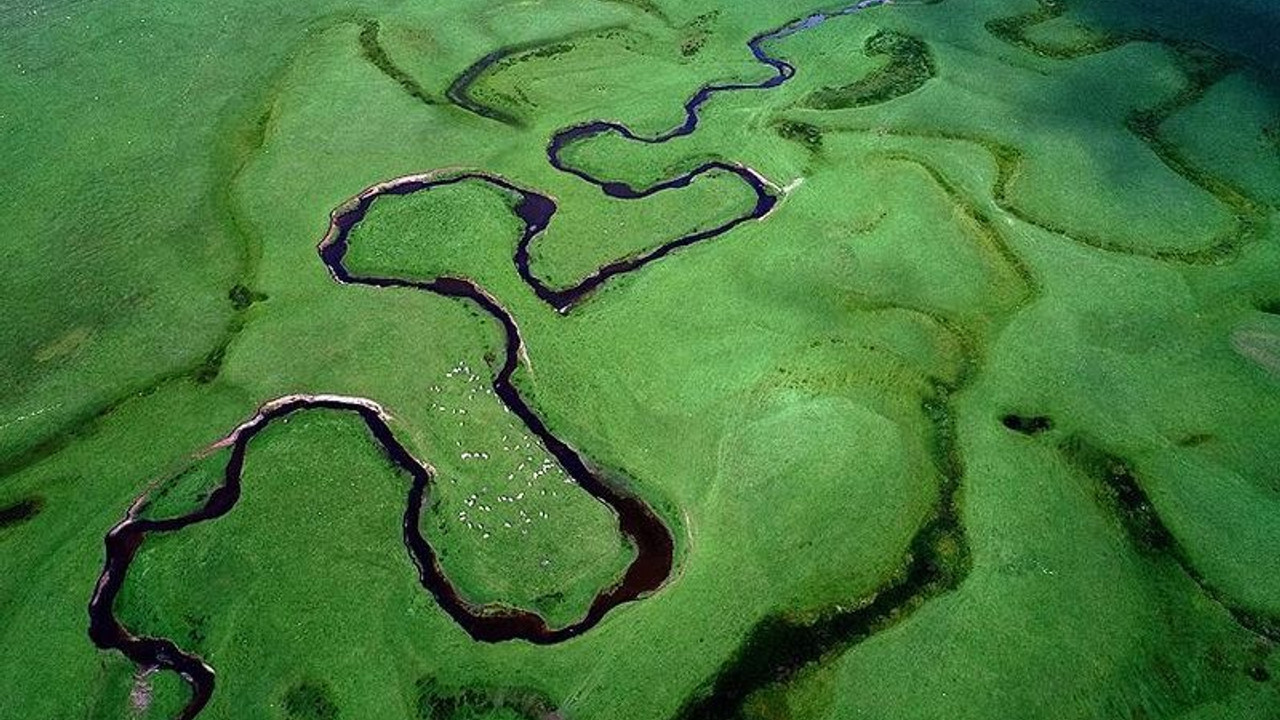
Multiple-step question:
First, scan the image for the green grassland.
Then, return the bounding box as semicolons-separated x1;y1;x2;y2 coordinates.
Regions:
530;169;762;290
2;0;1279;718
342;183;637;624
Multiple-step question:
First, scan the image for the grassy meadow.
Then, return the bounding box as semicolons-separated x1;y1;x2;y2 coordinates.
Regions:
1;0;1278;718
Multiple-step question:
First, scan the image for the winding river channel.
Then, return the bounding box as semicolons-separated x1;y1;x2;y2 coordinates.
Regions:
88;1;892;717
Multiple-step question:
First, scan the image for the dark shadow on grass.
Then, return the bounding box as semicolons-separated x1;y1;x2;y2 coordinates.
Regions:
0;495;44;530
1001;413;1053;435
983;0;1269;265
1068;0;1280;81
283;679;339;720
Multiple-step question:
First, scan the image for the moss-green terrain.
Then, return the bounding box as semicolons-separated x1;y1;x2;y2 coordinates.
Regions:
2;0;1278;718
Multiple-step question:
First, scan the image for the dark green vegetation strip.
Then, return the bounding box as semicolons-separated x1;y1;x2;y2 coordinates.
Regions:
599;0;671;26
446;26;627;127
677;148;1044;717
816;118;1266;266
35;0;1275;716
749;6;1280;702
0;495;44;529
0;17;291;480
0;299;257;480
881;152;1040;302
985;0;1129;59
773;0;1274;267
1059;437;1176;555
1058;435;1280;642
415;677;554;720
1;358;204;480
803;30;936;110
983;0;1269;264
677;351;974;720
359;19;439;106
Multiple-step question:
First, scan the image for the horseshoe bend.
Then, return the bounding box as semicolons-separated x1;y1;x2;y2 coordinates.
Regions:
2;0;1280;718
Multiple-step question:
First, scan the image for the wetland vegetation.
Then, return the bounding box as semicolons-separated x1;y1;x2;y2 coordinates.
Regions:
2;0;1278;718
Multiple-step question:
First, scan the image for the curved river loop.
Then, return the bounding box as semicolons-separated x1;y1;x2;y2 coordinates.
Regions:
87;2;900;718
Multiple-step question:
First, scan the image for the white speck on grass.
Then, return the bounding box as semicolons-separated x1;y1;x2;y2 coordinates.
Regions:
0;403;61;432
